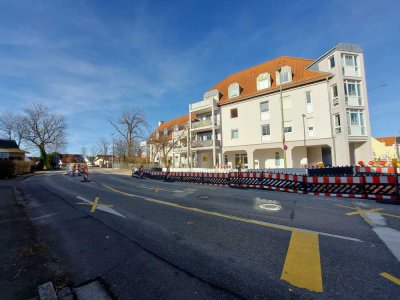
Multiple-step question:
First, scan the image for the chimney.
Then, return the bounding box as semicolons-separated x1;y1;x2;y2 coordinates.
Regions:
158;121;164;127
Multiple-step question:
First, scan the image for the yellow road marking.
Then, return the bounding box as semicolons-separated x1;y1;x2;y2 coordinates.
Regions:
90;197;100;212
335;204;400;219
380;272;400;285
281;231;323;292
77;202;113;208
346;208;384;216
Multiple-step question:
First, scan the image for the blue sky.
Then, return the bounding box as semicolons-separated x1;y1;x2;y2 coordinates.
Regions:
0;0;399;154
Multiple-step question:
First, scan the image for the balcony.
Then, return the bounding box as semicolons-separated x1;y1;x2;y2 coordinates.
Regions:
191;118;220;131
189;98;218;113
342;66;360;77
172;130;187;139
191;139;221;149
348;125;366;136
345;96;363;106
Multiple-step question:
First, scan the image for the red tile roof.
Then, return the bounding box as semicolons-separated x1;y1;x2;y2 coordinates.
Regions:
376;136;399;146
152;113;194;140
209;56;332;105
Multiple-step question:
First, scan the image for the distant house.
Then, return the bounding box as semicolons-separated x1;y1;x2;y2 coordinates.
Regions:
94;155;113;167
0;139;28;160
59;154;84;165
372;136;400;161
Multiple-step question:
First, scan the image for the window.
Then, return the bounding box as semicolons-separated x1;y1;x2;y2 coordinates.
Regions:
346;109;366;136
174;125;179;132
197;131;212;141
228;83;240;98
341;54;360;76
224;155;228;165
261;124;271;141
230;108;238;118
305;91;313;113
284;121;293;133
307;118;314;137
231;129;239;139
329;56;335;69
260;101;270;121
275;152;280;167
331;84;338;106
257;73;271;90
156;132;160;139
276;66;292;85
344;80;362;106
163;128;168;135
342;54;358;67
283;96;291;109
334;114;341;134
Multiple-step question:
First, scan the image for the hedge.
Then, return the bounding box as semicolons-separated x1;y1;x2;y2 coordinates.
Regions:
0;160;33;179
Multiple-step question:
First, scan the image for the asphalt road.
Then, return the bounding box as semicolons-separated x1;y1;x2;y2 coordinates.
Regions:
20;168;400;299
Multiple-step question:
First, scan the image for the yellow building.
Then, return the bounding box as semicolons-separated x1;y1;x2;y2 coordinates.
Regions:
372;136;400;161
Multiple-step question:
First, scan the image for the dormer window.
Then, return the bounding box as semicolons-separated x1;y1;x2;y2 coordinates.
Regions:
228;83;240;98
276;66;292;85
174;124;179;132
163;128;168;136
156;132;160;139
257;73;271;90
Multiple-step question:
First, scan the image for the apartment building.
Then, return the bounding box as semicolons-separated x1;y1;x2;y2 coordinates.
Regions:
149;115;190;167
151;43;372;169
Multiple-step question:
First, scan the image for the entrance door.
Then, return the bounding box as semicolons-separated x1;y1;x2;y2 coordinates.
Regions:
322;147;332;167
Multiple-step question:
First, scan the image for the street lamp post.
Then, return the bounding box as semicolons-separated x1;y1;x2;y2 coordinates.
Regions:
111;133;114;168
277;67;287;168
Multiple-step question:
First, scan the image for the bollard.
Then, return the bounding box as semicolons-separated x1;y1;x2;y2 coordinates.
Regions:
83;167;90;182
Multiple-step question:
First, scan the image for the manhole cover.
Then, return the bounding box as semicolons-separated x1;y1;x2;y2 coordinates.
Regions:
198;195;210;200
259;203;282;211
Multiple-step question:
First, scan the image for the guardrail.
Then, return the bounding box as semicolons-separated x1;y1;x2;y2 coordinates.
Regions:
141;170;399;204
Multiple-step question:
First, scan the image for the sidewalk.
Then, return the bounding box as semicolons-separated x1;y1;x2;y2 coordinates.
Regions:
0;175;69;300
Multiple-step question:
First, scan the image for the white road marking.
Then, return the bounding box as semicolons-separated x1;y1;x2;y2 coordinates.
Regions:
373;227;400;262
358;208;400;262
137;185;187;193
76;196;126;218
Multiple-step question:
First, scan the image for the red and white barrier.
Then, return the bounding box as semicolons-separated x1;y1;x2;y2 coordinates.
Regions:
356;166;400;174
306;176;364;184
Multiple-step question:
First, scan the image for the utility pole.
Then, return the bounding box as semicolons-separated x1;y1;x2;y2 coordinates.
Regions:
277;67;287;168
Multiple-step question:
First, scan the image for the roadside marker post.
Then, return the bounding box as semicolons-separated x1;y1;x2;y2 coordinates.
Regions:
82;166;90;182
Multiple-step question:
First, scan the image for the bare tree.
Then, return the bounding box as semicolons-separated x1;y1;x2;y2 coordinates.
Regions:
97;138;109;156
21;104;67;169
114;138;127;163
147;123;188;165
0;112;24;146
109;108;149;160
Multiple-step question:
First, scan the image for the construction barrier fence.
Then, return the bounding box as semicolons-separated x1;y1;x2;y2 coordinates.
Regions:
141;170;399;203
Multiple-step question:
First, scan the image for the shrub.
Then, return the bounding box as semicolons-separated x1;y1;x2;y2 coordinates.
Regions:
13;161;34;175
0;160;16;179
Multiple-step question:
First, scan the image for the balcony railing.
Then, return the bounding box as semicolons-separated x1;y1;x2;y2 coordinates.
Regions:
348;125;366;136
190;98;213;111
345;96;363;106
191;118;220;129
342;66;360;77
192;119;212;128
191;139;221;148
